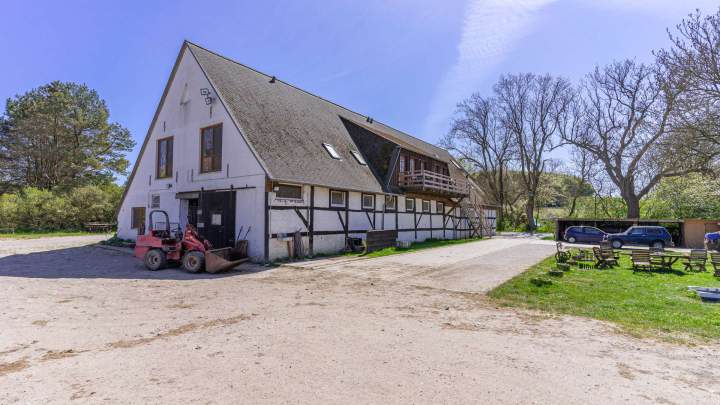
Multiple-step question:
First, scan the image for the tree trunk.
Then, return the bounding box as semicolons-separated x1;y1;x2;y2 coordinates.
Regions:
526;195;536;232
625;196;641;219
497;165;505;228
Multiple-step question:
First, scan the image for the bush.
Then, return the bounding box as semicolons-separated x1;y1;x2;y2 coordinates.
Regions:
0;184;122;231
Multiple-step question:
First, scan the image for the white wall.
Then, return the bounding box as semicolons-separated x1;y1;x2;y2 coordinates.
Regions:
117;47;267;261
267;186;476;260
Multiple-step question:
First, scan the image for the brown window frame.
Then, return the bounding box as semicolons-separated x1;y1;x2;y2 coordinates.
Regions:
156;136;173;179
131;207;146;230
200;124;223;173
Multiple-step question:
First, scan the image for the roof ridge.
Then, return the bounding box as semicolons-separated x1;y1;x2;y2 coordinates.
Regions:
184;40;446;154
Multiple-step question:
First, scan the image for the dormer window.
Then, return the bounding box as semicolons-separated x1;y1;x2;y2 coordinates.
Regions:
350;150;367;165
323;143;341;160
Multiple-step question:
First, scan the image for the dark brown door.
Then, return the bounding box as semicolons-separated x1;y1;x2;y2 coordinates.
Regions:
198;191;236;248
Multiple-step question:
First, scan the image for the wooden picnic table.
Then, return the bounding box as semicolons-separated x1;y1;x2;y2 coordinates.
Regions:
649;252;686;270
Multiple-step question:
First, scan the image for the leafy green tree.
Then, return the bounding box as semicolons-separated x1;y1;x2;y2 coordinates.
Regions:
0;81;134;191
642;174;720;219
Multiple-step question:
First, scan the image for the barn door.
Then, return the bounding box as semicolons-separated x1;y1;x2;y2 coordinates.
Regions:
198;191;236;249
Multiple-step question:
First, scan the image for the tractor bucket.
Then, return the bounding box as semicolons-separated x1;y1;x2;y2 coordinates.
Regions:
204;247;249;274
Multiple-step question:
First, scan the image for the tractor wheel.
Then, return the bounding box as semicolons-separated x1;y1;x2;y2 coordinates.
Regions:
182;251;205;273
144;249;167;271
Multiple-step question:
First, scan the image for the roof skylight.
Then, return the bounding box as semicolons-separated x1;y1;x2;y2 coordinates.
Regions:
350;150;367;165
322;143;341;160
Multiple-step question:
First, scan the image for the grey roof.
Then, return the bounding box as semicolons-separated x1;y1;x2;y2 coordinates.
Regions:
187;42;462;193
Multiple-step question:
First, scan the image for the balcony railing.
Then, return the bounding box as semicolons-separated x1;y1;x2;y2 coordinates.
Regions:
398;170;468;197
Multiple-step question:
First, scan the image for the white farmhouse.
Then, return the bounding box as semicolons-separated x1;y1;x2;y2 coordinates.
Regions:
117;41;496;262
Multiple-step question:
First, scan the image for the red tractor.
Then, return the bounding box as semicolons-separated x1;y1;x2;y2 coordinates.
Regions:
134;210;248;273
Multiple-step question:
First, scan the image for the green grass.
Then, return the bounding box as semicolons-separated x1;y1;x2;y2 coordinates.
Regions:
0;230;108;239
350;237;486;259
540;235;556;240
489;253;720;343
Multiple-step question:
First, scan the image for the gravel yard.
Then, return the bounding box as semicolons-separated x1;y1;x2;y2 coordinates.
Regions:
0;237;718;404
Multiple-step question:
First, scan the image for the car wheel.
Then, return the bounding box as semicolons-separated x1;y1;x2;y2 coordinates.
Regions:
611;240;623;249
567;236;577;243
182;251;205;273
651;241;665;249
144;249;166;271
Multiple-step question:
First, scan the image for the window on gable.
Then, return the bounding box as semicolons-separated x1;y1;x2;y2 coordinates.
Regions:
405;197;415;212
422;200;431;213
330;190;346;207
276;184;302;200
156;137;173;179
323;143;341;160
436;202;445;214
200;124;222;173
350;150;367;165
384;195;397;210
362;194;374;210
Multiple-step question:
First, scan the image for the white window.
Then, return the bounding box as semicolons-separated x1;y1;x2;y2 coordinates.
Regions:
362;194;374;210
330;190;346;207
351;150;367;165
422;200;431;213
436;202;445;214
151;195;160;209
385;195;397;210
276;184;302;200
322;143;341;160
405;198;415;212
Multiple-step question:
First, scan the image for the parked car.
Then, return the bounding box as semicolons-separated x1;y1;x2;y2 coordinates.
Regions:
606;226;674;249
563;226;607;244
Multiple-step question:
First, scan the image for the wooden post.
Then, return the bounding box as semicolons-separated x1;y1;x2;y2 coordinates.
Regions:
344;191;349;244
309;186;314;256
264;189;270;263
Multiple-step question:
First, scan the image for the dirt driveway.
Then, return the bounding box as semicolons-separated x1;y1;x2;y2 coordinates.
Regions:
0;237;718;404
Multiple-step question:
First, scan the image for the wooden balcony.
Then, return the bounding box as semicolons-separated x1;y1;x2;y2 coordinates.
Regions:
398;170;468;197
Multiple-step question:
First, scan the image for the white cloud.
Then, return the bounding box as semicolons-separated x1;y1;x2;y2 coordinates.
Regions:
422;0;557;140
582;0;718;15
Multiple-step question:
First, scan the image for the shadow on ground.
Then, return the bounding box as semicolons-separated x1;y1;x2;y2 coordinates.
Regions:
0;245;266;280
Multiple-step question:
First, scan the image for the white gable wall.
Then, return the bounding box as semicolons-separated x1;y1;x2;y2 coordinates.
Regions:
117;47;267;261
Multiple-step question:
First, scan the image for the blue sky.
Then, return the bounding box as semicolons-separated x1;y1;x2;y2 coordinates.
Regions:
1;0;718;182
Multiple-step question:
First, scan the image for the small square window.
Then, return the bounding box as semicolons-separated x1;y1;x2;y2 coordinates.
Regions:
384;195;397;210
437;202;445;214
405;198;415;212
351;150;367;165
362;194;374;210
330;190;346;207
422;200;431;213
323;143;341;160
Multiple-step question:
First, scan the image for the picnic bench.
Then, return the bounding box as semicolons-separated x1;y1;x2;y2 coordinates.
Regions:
593;246;618;268
711;252;720;277
683;249;708;272
84;222;115;233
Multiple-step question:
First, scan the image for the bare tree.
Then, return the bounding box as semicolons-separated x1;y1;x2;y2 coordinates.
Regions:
656;8;720;149
495;73;573;231
565;146;596;217
563;60;715;218
443;94;514;227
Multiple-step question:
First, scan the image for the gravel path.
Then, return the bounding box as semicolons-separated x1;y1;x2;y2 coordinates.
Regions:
0;237;718;404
